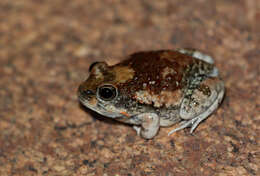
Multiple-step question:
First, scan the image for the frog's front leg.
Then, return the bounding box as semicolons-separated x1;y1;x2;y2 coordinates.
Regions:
168;78;225;136
133;113;160;139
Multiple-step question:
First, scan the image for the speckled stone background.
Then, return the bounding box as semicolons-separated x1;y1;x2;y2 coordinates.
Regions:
0;0;259;175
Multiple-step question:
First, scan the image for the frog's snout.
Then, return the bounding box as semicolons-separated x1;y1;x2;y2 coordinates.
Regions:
78;84;95;100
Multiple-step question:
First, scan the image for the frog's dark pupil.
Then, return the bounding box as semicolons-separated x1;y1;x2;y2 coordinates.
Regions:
98;86;116;100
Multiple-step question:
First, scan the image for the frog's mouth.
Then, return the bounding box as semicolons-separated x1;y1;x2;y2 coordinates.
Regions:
78;94;123;118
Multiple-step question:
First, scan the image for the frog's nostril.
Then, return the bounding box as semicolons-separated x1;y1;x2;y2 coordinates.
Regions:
82;90;94;97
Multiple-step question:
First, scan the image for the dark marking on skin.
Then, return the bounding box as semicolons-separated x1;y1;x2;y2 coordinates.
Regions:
181;58;213;102
198;84;211;96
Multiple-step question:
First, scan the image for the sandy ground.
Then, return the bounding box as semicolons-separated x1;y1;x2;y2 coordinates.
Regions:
0;0;259;175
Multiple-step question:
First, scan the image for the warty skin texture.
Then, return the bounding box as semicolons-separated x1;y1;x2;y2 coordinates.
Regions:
78;49;225;139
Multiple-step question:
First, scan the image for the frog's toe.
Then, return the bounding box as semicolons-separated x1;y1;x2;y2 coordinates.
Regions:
133;126;141;136
189;115;207;133
168;118;196;136
189;98;220;133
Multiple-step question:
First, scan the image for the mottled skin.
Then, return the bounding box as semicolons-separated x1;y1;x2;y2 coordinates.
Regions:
78;49;225;139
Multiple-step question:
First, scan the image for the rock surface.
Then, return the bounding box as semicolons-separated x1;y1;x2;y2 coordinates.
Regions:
0;0;259;175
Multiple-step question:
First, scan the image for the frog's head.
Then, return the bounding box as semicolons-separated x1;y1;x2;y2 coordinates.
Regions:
78;61;136;119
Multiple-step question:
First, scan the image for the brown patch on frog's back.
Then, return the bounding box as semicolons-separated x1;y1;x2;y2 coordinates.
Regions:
134;89;183;108
79;63;117;94
117;50;197;96
79;74;103;94
112;66;135;84
161;67;177;78
160;89;183;107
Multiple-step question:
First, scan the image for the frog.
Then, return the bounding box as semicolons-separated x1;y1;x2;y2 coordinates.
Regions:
78;49;225;139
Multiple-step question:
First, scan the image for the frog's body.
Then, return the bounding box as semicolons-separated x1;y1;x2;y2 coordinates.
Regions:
78;49;225;139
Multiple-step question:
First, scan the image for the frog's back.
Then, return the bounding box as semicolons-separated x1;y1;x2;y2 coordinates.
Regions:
118;50;193;93
113;50;212;107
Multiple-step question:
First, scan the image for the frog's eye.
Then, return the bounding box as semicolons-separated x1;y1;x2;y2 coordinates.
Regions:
97;85;117;101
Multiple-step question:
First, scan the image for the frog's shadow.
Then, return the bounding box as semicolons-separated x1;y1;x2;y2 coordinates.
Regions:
78;103;132;128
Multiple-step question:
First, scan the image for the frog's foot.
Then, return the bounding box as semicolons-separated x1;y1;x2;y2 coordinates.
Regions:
133;126;141;136
134;113;160;139
168;117;199;136
168;96;219;136
178;48;214;64
168;81;225;136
